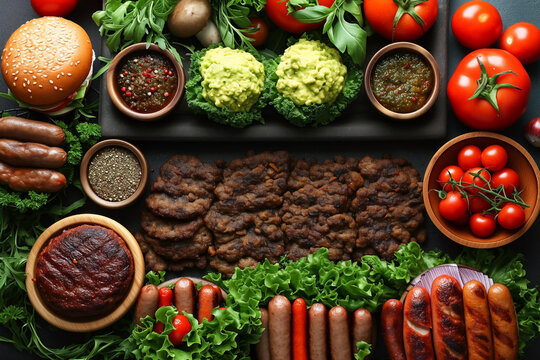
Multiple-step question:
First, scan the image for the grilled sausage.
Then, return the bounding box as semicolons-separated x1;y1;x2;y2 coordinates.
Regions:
255;308;271;360
488;283;518;360
174;278;196;315
309;303;328;360
0;160;65;192
0;116;65;145
403;286;434;360
381;299;406;360
329;306;352;360
0;139;66;168
268;295;292;360
352;308;373;354
197;285;219;323
431;275;468;360
134;284;159;326
292;298;308;360
463;280;494;360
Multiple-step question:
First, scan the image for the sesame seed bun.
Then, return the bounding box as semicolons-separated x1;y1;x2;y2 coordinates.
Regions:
1;17;93;107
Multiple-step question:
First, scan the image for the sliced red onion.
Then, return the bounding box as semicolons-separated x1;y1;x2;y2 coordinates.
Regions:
525;117;540;147
410;264;493;294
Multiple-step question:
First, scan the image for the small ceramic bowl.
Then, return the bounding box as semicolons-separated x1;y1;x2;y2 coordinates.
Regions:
106;43;185;121
364;42;441;120
80;139;148;209
423;132;540;248
25;214;145;332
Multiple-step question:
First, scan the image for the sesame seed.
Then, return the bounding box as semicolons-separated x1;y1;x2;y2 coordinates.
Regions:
54;86;58;90
49;80;53;84
27;89;31;93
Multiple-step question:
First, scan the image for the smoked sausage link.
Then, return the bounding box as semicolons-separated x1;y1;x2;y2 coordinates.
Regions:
268;295;292;360
328;306;352;360
431;275;468;360
174;278;196;315
308;303;328;360
488;283;519;360
403;286;434;360
255;308;271;360
463;280;494;360
0;117;65;145
381;299;406;360
352;308;373;354
0;139;67;168
134;284;159;326
0;160;66;192
197;285;219;323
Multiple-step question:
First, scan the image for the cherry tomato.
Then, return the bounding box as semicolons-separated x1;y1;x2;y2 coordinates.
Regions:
469;213;496;237
438;165;464;192
497;203;526;230
461;167;491;194
500;22;540;65
491;168;520;196
243;18;269;47
265;0;334;34
458;145;482;170
30;0;77;17
447;49;531;130
364;0;438;41
168;314;192;346
439;191;468;221
468;196;490;213
451;0;502;49
480;145;507;172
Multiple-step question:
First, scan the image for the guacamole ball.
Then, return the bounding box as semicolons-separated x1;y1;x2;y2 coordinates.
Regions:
200;47;265;112
276;39;347;106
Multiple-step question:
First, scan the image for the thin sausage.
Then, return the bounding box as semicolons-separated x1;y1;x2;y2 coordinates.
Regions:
174;278;196;315
463;280;494;360
488;283;518;360
255;308;271;360
403;286;434;360
292;298;308;360
431;275;468;360
134;284;159;326
0;117;65;145
309;303;328;360
197;285;219;323
0;139;66;168
381;299;406;360
0;160;65;192
328;306;352;360
352;308;373;354
268;295;292;360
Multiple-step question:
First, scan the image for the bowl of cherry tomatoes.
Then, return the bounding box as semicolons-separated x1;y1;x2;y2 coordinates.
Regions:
423;132;540;248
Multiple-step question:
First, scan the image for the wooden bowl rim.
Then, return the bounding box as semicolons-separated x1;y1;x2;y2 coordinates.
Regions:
25;214;145;332
423;131;540;248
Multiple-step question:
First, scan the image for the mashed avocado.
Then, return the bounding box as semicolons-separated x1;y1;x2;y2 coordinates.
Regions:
200;47;265;112
276;39;347;106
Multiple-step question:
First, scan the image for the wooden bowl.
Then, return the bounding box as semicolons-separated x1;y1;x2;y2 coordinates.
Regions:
364;42;441;120
423;132;540;248
80;139;148;209
106;43;185;121
26;214;145;332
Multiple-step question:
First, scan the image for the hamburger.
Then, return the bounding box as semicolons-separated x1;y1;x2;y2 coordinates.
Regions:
1;17;94;116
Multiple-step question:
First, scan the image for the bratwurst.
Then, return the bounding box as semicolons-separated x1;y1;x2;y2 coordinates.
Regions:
0;116;65;145
0;160;65;192
0;139;66;168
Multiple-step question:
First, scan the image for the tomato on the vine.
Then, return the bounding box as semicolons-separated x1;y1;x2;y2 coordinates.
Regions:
498;203;525;230
30;0;77;17
469;213;496;237
438;165;464;192
439;191;468;221
500;22;540;65
461;167;490;194
481;145;507;172
364;0;438;41
243;18;269;47
492;168;520;196
458;145;482;170
447;49;531;130
265;0;334;34
451;0;502;49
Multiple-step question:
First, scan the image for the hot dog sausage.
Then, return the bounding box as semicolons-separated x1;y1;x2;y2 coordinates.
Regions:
488;283;518;360
463;280;493;360
0;139;66;168
255;308;271;360
0;161;66;192
198;285;219;323
0;117;65;146
403;286;434;360
309;303;328;360
431;275;468;360
381;299;406;360
174;278;196;315
153;287;173;334
292;298;308;360
328;306;352;360
352;308;373;354
268;295;292;360
134;284;159;326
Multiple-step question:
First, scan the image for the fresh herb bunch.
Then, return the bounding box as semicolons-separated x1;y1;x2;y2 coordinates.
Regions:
93;0;183;63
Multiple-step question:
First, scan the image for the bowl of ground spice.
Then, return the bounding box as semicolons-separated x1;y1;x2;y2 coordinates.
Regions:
80;139;148;209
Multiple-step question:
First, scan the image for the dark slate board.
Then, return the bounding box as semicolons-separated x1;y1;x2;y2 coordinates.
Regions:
99;0;448;141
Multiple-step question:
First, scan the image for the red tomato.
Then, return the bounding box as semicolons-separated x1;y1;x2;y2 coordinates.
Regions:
469;213;496;237
168;314;192;346
492;168;520;196
30;0;77;17
439;191;468;221
243;18;269;47
461;167;491;194
500;22;540;65
481;145;507;172
458;145;482;170
447;49;531;130
158;287;173;307
438;165;464;192
451;1;502;49
468;196;490;213
497;203;526;230
364;0;438;41
265;0;334;34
